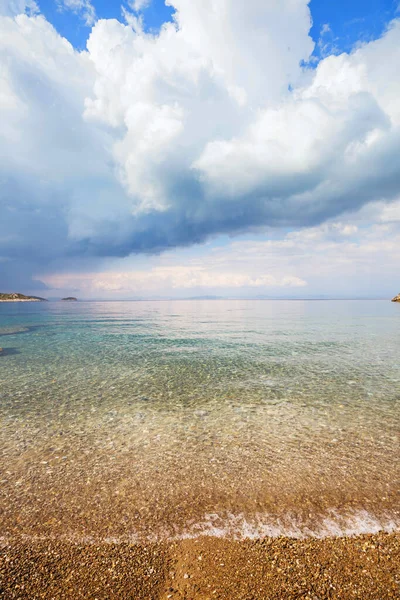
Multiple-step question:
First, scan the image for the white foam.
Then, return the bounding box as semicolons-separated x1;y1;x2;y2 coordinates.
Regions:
1;509;399;546
177;509;400;541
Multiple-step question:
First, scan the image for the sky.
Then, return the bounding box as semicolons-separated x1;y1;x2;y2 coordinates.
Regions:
1;0;400;299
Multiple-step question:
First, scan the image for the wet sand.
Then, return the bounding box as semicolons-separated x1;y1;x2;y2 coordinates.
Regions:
1;532;399;599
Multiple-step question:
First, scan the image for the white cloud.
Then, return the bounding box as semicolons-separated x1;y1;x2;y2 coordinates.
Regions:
129;0;151;12
84;0;314;213
0;0;38;16
194;25;400;198
42;266;306;293
83;7;400;223
57;0;96;26
1;3;400;292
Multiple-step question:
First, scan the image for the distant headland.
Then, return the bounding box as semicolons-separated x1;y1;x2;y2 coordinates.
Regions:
0;293;47;302
61;297;78;301
392;293;400;302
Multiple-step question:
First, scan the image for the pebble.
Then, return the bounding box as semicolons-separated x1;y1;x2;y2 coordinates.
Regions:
1;532;399;599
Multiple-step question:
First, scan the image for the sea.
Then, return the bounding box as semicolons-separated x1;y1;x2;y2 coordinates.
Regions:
1;299;399;542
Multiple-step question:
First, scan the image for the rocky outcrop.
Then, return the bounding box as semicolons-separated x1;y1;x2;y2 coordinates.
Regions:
392;293;400;302
0;293;47;302
61;297;78;301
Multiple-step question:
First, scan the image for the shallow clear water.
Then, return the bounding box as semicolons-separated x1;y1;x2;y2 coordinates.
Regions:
1;300;399;541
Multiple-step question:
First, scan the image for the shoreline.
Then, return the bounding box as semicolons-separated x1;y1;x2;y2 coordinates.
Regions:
0;299;43;302
1;531;399;599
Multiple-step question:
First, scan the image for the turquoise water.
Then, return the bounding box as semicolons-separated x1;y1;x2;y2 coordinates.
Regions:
1;300;399;540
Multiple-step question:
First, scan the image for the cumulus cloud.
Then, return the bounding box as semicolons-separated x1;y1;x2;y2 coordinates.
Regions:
1;2;400;290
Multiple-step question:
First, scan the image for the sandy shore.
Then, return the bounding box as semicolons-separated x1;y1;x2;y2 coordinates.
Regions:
1;532;399;599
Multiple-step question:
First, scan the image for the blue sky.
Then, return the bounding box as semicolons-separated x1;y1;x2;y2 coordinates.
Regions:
310;0;399;57
39;0;175;48
38;0;400;55
1;0;400;298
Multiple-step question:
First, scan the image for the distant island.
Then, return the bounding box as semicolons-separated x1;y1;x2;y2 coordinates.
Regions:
0;293;47;302
392;293;400;302
61;297;78;301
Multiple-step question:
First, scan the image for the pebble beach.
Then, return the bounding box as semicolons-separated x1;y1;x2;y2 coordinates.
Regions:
1;532;399;599
1;300;399;598
2;0;400;594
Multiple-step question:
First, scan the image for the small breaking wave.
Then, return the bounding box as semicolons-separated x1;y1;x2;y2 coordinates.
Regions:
1;509;398;547
178;509;400;541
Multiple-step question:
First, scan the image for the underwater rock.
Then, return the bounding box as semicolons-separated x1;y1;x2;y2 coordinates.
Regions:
0;326;30;336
